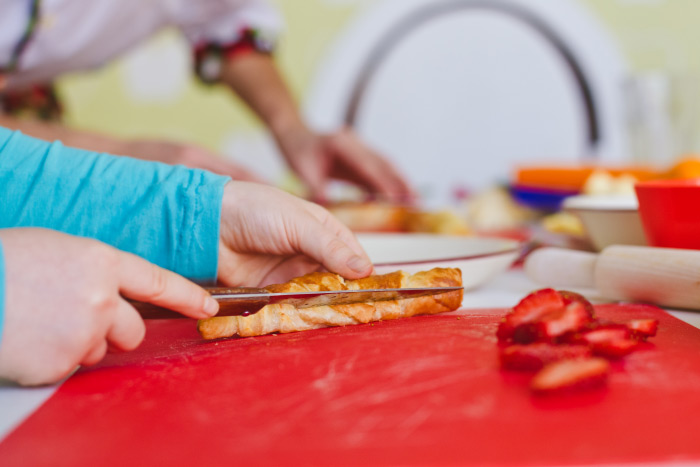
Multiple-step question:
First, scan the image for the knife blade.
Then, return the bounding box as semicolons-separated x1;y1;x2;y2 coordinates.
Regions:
131;286;463;319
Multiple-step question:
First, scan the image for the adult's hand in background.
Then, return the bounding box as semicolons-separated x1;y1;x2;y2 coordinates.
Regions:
218;52;414;203
277;126;415;204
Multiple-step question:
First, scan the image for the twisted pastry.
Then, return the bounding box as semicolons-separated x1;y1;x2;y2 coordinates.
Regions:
198;267;463;339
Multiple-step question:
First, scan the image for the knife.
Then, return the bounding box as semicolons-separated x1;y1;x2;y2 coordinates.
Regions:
130;286;463;319
524;245;700;310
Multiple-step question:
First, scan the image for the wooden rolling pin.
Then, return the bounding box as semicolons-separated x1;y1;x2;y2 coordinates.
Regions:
524;245;700;310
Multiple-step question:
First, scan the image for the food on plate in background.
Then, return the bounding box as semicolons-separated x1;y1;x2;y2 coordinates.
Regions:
466;187;536;231
582;170;638;195
331;157;700;241
329;202;471;235
329;202;408;232
198;267;463;339
540;212;585;237
497;288;658;395
403;209;471;235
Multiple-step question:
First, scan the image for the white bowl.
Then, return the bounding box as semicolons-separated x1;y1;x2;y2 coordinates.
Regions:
356;233;521;291
563;195;647;251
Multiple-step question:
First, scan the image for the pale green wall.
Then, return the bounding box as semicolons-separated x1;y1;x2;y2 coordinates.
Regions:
56;0;700;157
585;0;700;73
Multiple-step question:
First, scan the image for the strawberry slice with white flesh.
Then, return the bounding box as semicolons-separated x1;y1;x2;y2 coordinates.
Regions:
559;290;596;318
578;325;630;344
591;339;640;359
531;358;610;395
626;319;659;340
511;300;593;344
577;325;640;359
498;289;565;342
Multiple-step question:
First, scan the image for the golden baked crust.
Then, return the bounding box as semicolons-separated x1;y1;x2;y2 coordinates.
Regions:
403;210;471;235
328;202;409;232
197;267;463;339
328;203;471;235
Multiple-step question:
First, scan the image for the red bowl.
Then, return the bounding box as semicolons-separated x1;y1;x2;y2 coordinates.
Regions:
635;178;700;249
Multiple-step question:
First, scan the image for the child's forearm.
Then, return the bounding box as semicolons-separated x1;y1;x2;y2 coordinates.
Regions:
0;127;229;281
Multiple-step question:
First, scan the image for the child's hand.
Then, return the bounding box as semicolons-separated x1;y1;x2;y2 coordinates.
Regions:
0;228;218;386
217;182;374;286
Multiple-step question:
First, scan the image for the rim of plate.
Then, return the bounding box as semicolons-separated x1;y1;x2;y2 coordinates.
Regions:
371;241;522;267
566;207;638;213
562;195;638;211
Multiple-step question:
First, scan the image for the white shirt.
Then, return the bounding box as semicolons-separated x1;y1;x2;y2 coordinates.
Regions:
0;0;282;90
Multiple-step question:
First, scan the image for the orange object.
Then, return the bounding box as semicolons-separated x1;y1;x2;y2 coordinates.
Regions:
666;157;700;179
515;166;661;191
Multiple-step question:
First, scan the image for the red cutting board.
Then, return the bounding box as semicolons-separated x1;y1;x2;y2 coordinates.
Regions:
2;304;700;466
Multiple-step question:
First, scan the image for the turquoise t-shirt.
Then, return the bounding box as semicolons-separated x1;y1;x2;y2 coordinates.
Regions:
0;127;230;345
0;241;4;348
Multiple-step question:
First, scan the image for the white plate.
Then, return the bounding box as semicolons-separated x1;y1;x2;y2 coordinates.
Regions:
356;233;521;291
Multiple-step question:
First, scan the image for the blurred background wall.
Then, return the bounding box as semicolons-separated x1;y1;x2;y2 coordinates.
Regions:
55;0;700;194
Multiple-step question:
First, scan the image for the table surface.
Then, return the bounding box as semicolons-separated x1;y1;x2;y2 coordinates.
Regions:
2;268;700;444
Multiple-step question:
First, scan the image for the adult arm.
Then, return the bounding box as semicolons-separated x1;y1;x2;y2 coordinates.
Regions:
219;52;414;203
176;1;413;202
0;114;264;182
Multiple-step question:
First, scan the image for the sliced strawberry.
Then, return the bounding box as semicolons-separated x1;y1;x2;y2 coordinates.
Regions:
626;319;659;340
512;288;566;322
497;320;517;342
575;325;631;345
542;301;593;338
510;322;543;344
574;325;642;359
511;301;593;344
498;289;565;342
531;358;610;395
591;338;640;359
500;343;592;371
559;290;596;318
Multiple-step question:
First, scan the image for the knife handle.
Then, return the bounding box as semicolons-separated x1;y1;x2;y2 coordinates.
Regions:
129;287;270;320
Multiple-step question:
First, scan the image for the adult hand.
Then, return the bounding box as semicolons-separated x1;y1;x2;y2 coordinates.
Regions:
123;140;266;183
0;228;218;386
216;52;413;201
277;126;415;204
217;182;374;286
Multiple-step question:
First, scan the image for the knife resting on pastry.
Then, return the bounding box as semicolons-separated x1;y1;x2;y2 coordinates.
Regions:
198;267;463;339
